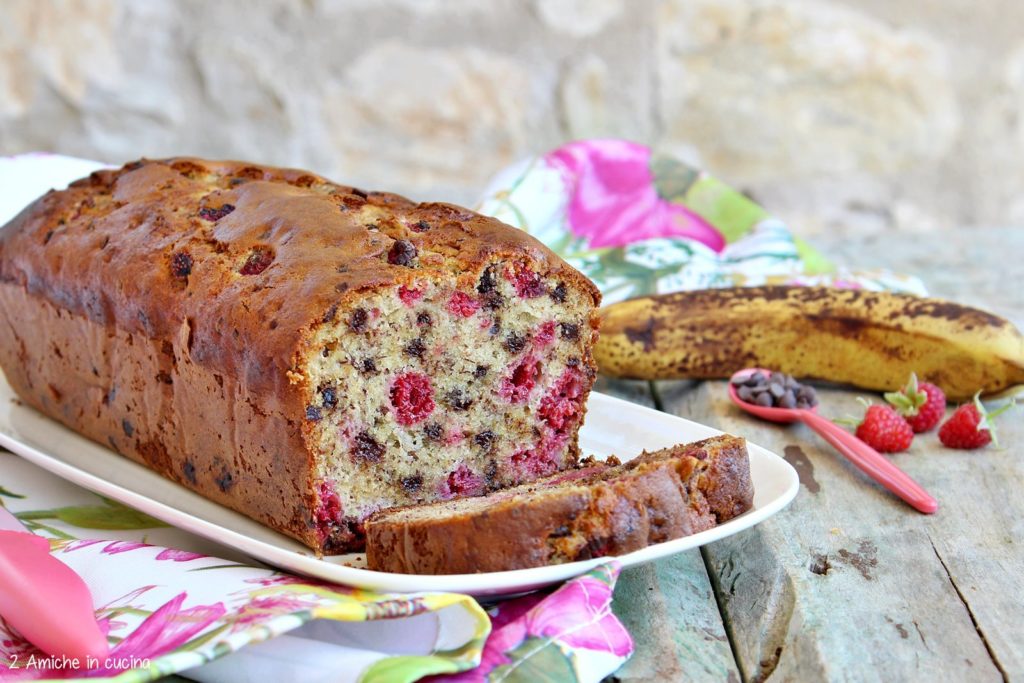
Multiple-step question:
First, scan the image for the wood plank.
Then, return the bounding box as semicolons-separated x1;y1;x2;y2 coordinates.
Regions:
659;379;1010;681
594;377;740;681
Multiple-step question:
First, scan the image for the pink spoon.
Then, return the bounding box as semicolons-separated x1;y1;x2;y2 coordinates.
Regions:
728;368;938;514
0;505;109;664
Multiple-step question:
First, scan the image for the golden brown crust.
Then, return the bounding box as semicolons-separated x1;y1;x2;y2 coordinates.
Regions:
365;435;753;574
0;158;601;552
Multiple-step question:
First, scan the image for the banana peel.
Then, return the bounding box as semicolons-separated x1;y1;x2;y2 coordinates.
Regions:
594;286;1024;401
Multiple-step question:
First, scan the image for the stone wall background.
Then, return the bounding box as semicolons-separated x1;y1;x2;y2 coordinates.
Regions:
1;0;1021;236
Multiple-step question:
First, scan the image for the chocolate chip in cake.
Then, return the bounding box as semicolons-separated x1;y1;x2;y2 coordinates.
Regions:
488;319;502;336
360;358;377;374
350;187;368;199
551;282;567;303
559;322;580;341
352;431;385;462
182;460;197;485
239;246;274;275
349;308;369;333
474;430;495;450
215;467;234;492
566;357;580;368
122;419;134;437
387;240;417;266
401;474;423;492
416;311;433;327
199;204;236;222
320;386;338;408
322;304;338;323
482;291;504;310
504;332;527;354
305;405;323;421
424;423;444;441
473;364;489;379
404;338;426;358
445;389;473;411
411;220;431;233
171;251;193;278
477;266;497;294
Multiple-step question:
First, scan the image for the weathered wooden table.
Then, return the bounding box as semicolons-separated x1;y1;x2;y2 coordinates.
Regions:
606;227;1023;682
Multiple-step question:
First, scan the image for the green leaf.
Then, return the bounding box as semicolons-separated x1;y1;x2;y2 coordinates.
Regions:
360;654;462;683
0;484;25;499
39;502;168;530
683;177;769;244
490;636;577;683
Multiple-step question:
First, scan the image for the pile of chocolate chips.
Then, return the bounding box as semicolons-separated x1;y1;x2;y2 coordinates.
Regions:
731;370;818;409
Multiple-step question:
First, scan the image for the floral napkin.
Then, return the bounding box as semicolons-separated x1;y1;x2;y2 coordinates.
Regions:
476;139;925;301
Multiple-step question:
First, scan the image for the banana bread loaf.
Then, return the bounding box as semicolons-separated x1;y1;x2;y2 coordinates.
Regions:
365;434;753;574
0;158;601;554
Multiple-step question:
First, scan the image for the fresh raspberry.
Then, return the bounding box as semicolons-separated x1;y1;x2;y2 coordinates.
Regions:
534;320;557;347
509;448;558;480
314;481;343;540
853;403;914;453
398;285;423;306
390;372;435;426
499;357;541;403
938;394;1014;449
447;291;480;317
506;263;546;298
884;373;946;433
440;464;484;499
539;368;585;431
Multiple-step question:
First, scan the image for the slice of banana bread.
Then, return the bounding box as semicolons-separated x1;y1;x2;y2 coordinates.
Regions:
365;435;754;574
0;158;601;554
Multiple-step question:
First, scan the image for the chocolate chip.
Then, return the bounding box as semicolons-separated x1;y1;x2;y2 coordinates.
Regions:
473;364;489;379
559;322;580;341
320;386;338;408
122;419;134;437
474;430;495;450
182;460;197;485
779;392;797;409
404;338;426;358
477;266;497;294
171;251;193;278
216;467;234;492
322;304;338;323
416;311;433;327
488;319;502;336
199;204;235;222
401;474;423;492
352;431;384;462
305;405;323;421
769;382;785;398
360;358;377;374
411;220;431;233
348;308;369;333
551;282;567;303
482;291;504;310
567;357;580;368
424;423;444;441
387;239;418;266
504;332;527;354
445;389;473;411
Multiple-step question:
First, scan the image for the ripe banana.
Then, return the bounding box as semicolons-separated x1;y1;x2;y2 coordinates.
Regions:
594;286;1024;401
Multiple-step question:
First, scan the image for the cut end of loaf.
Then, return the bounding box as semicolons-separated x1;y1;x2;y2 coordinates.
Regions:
300;259;598;551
